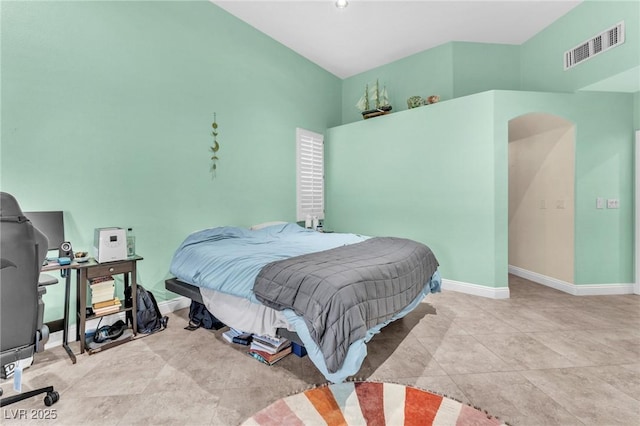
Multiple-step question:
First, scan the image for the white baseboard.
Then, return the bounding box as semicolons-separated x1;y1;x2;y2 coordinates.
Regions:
44;296;192;350
159;295;191;315
441;278;510;299
508;265;635;296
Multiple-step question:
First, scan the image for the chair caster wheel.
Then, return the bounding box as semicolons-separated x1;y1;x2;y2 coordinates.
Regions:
44;391;59;406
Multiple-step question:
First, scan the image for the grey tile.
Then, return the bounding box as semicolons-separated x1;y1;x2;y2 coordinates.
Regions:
521;367;640;425
488;305;566;332
534;306;624;330
417;334;515;375
216;385;292;426
528;330;638;366
477;333;575;370
576;328;640;362
409;310;470;338
367;336;448;380
62;348;166;398
118;389;219;425
579;364;640;402
450;371;582;426
449;313;521;335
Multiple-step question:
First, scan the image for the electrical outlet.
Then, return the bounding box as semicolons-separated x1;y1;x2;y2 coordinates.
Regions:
607;199;620;209
596;197;605;209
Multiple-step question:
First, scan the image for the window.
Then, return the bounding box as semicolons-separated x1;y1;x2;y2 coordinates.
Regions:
296;128;324;221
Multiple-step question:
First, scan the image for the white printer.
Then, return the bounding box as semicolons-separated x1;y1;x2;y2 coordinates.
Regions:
93;227;127;263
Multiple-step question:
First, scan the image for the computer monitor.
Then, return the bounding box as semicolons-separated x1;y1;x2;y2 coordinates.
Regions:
24;211;65;251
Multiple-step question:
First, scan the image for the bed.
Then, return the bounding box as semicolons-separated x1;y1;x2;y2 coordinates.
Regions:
166;222;441;383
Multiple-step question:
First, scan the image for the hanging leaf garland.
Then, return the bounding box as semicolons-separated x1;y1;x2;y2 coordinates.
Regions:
210;113;220;174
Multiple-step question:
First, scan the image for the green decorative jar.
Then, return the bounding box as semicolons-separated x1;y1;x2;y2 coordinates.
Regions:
407;96;424;109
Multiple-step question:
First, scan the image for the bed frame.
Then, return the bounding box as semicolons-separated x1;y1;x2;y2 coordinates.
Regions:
165;278;204;304
164;278;304;346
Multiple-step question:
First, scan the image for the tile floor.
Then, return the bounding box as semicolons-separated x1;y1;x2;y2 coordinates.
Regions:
1;275;638;425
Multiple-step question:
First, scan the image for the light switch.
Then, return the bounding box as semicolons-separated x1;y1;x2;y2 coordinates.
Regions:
596;197;605;209
607;199;620;209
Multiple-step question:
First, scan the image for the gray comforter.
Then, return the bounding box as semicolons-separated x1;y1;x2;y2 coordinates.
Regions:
253;237;439;373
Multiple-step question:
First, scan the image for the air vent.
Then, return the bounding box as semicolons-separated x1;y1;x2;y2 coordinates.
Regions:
564;21;624;70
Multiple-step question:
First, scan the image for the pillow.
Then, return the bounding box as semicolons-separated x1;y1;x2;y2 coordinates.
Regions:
249;221;288;231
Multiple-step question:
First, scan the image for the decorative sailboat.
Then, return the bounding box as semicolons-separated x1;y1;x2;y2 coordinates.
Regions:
356;79;392;119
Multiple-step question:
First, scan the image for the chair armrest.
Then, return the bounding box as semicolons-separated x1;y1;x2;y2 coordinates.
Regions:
39;273;58;286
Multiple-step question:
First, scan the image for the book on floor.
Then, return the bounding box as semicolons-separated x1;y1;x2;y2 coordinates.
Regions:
248;345;292;366
250;334;290;354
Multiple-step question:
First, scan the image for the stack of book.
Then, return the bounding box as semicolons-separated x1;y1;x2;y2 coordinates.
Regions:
248;334;292;366
222;328;253;345
90;276;121;315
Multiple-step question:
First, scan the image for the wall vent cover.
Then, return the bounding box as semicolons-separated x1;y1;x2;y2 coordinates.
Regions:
564;21;624;70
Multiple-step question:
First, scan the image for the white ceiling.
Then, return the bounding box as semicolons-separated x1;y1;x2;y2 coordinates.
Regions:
211;0;583;79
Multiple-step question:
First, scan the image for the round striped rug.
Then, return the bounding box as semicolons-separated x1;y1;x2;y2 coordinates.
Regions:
243;381;506;425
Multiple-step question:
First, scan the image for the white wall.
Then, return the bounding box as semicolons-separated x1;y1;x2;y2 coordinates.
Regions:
509;113;575;283
634;130;640;294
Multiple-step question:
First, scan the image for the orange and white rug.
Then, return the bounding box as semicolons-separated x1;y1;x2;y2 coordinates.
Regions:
243;381;507;425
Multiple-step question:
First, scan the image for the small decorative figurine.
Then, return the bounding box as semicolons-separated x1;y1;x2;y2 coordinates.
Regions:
426;95;440;104
210;113;220;175
356;79;392;119
407;96;424;109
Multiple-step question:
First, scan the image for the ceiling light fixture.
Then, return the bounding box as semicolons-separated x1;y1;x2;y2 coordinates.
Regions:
335;0;348;9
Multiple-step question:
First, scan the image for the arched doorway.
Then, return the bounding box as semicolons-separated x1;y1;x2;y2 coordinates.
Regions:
508;113;576;286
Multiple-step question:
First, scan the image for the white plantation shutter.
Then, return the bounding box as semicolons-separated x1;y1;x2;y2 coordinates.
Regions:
296;128;324;221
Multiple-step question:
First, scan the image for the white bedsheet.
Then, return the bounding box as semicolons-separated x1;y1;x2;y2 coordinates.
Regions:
199;287;293;336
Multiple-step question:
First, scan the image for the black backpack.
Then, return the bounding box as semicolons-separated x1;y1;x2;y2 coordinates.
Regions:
185;300;225;331
125;285;168;334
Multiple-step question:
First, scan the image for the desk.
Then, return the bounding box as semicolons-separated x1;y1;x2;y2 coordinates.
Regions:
41;261;78;364
41;256;142;363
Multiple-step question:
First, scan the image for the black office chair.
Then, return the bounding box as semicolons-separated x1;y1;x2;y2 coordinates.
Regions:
0;192;59;407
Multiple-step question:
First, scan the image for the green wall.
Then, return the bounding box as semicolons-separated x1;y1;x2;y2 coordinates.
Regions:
341;42;521;125
520;0;640;92
451;42;521;98
635;91;640;129
327;92;504;288
1;0;341;322
326;90;635;289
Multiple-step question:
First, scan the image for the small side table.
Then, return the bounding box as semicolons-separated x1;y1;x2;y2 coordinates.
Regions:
75;256;142;354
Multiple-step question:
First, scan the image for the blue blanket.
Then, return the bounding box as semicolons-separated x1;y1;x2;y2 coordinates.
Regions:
170;223;367;303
